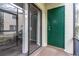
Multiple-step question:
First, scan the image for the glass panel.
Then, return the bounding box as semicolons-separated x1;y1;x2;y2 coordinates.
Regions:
29;4;41;54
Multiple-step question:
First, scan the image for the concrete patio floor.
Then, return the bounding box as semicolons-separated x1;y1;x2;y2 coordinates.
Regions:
30;45;73;56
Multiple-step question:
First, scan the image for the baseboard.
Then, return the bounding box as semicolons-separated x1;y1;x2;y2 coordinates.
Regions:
64;49;73;55
42;43;47;47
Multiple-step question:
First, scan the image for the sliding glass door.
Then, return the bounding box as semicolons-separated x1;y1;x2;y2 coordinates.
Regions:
28;4;42;55
74;3;79;56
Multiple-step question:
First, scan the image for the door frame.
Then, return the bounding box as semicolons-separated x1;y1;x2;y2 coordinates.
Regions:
73;3;77;55
28;3;42;55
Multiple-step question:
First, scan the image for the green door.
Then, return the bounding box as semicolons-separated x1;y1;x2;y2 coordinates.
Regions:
47;6;65;48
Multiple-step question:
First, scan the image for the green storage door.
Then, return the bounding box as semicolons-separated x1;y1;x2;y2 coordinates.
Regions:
47;6;65;48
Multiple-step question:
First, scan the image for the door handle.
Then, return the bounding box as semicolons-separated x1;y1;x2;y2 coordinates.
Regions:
30;27;32;31
48;26;51;30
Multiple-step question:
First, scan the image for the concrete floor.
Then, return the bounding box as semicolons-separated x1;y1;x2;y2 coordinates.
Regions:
30;45;73;56
0;44;73;56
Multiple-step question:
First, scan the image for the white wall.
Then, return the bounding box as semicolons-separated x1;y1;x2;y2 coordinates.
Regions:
64;3;73;54
46;3;64;9
22;3;28;54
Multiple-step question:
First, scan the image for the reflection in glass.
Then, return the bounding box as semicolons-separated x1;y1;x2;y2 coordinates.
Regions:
0;12;17;56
